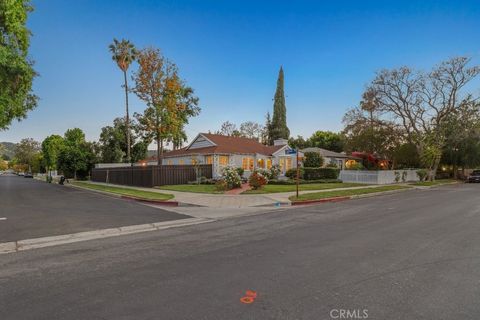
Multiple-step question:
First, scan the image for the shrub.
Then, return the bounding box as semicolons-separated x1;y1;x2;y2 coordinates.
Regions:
285;167;304;179
326;162;338;168
269;165;281;179
221;166;242;189
303;167;340;180
416;169;428;181
235;167;244;177
394;171;401;183
303;152;324;168
215;179;228;191
248;170;269;190
346;162;364;170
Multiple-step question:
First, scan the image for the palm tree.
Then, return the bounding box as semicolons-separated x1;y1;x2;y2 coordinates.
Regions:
109;38;137;163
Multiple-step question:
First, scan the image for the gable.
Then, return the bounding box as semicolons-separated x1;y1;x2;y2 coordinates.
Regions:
188;134;216;150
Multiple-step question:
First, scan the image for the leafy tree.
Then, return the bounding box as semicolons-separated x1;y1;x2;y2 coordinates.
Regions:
57;128;96;179
41;135;64;175
306;131;344;152
269;67;290;144
14;138;40;171
133;47;200;165
109;38;137;162
99;117;148;163
0;160;7;171
288;136;307;149
0;0;38;130
303;151;324;168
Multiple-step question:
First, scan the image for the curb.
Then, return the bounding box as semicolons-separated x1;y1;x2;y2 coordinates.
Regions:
291;196;351;206
68;183;178;207
290;187;413;206
0;217;213;255
120;195;179;206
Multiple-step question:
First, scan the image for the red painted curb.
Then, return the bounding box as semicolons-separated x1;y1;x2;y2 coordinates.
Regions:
120;195;179;207
291;196;351;206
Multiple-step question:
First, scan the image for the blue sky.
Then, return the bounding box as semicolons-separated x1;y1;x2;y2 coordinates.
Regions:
2;0;480;144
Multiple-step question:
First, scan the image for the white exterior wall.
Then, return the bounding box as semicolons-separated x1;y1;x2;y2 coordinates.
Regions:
339;170;419;184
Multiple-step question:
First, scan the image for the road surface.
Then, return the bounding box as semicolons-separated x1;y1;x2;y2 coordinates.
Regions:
1;182;479;319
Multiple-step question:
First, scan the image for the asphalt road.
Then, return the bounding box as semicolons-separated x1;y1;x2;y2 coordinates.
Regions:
0;175;190;242
1;183;480;319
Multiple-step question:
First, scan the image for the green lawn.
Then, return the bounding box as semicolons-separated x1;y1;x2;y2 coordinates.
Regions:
243;182;368;194
156;184;222;194
290;185;411;202
72;181;174;201
412;179;457;187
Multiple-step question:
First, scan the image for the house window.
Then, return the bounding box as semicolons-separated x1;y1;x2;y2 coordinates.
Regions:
257;159;265;168
242;157;254;171
266;159;272;169
219;155;229;166
191;158;198;165
167;159;173;165
179;159;185;165
205;156;213;165
286;157;292;170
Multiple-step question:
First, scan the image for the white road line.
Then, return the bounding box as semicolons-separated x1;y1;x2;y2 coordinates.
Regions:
0;217;7;221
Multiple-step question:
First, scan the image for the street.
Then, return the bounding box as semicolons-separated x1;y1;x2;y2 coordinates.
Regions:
2;182;480;319
0;176;189;242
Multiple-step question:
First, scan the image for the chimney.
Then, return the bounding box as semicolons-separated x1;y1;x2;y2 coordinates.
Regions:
273;138;288;146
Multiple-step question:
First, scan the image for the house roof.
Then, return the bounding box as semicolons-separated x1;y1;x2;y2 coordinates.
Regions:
300;147;353;159
142;133;287;161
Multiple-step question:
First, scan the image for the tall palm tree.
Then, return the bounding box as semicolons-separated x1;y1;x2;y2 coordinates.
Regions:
109;38;137;163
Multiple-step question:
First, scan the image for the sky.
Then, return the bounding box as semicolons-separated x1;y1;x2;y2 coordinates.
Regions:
2;0;480;144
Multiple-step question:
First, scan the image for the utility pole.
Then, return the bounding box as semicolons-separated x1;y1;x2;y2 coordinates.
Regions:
296;148;300;199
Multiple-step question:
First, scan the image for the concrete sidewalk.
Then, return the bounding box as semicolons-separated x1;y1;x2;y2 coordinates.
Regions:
76;181;403;208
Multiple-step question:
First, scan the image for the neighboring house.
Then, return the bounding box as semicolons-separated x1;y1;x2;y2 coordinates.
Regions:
140;133;300;178
300;147;356;169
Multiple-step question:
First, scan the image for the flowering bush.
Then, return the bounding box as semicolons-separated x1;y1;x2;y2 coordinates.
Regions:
221;166;242;189
249;169;269;190
269;165;281;179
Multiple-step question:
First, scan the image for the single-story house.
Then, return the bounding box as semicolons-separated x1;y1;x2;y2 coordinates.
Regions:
141;133;300;178
300;147;357;169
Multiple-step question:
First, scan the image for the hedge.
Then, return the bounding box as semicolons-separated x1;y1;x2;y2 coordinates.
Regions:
285;167;304;179
303;167;340;180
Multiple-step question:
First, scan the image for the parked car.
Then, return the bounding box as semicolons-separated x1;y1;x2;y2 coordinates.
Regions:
17;172;25;176
467;170;480;183
24;172;34;178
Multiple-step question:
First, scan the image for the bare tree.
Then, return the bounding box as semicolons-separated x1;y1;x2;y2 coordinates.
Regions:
239;121;264;140
367;57;480;179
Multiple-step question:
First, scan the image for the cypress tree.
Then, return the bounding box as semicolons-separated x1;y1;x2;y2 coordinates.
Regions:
269;66;290;144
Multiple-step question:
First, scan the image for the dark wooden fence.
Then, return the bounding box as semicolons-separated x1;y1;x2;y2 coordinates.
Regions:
91;165;213;188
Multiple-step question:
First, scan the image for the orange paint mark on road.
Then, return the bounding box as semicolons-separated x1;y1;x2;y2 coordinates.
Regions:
240;290;258;304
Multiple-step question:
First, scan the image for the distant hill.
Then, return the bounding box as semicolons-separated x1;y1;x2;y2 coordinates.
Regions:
0;142;16;160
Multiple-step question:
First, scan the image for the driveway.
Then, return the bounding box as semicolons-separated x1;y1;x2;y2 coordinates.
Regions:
0;176;190;242
2;183;480;319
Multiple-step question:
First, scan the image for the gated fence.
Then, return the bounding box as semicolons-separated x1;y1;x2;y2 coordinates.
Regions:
91;164;213;188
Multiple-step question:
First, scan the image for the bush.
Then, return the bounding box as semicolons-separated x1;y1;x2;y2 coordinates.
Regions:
285;167;304;179
269;178;342;185
221;166;242;189
248;170;269;190
235;167;244;177
269;165;281;179
303;167;340;180
215;179;228;191
326;162;338;168
416;169;428;182
346;162;364;170
303;152;324;168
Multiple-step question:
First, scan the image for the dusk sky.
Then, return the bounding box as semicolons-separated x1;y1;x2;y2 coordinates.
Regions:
2;0;480;144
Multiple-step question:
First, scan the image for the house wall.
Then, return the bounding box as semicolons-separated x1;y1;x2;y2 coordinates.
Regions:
339;169;419;184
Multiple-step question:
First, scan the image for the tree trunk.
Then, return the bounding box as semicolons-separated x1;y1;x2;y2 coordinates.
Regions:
123;70;131;163
157;138;161;166
430;156;441;181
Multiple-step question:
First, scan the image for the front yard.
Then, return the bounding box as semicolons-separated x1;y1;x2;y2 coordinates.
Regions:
242;182;368;194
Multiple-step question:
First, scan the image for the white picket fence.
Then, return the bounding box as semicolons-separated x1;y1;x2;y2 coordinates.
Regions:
339;170;420;184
